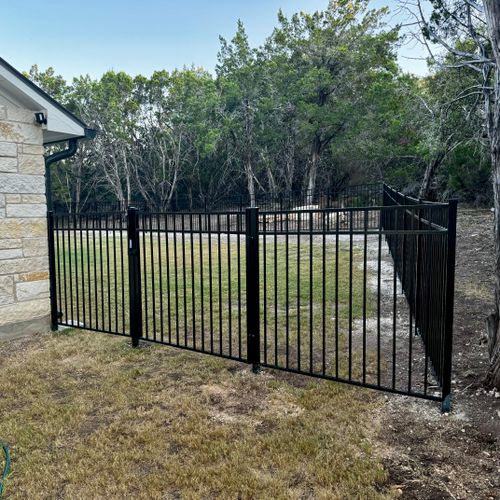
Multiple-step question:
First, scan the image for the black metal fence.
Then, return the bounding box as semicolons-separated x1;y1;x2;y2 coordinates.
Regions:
53;183;383;214
48;183;457;410
382;185;457;408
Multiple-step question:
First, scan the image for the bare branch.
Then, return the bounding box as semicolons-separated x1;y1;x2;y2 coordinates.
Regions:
426;27;493;64
464;0;484;14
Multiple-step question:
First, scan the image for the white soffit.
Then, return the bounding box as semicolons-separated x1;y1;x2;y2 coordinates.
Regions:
0;57;91;144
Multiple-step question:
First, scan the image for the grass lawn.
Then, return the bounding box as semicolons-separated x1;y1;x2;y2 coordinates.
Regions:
0;329;390;499
0;227;393;497
55;230;372;377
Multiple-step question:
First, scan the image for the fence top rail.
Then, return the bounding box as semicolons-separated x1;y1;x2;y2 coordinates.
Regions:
382;183;450;206
259;228;448;235
53;211;127;221
52;210;125;217
136;209;245;216
260;203;449;214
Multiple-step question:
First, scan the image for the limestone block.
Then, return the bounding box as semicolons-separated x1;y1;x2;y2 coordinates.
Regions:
0;256;48;275
0;173;45;194
0;218;47;239
22;144;44;155
16;279;49;302
0;238;22;250
5;105;37;124
18;271;49;282
0;157;17;173
21;194;46;204
18;154;44;174
7;203;46;218
5;194;21;203
0;121;21;142
0;106;6;120
0;121;42;145
0;275;14;305
22;238;48;257
0;248;23;260
0;298;49;326
0;142;17;157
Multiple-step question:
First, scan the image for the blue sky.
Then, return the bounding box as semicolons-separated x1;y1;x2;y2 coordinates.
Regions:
1;0;428;81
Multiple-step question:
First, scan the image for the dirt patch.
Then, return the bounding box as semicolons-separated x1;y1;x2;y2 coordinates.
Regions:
348;233;439;395
379;209;500;499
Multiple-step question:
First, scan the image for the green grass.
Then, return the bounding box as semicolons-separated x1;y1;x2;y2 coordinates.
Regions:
0;330;390;499
55;231;372;376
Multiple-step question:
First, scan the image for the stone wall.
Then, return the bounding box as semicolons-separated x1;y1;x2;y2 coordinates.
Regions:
0;96;49;335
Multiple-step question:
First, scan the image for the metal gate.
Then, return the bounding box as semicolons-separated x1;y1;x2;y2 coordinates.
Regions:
47;184;457;410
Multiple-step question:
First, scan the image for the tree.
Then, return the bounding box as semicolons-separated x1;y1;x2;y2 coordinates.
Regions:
328;72;423;191
167;69;225;207
417;58;483;199
407;0;500;387
25;2;495;231
269;0;399;196
24;65;69;102
217;21;264;206
24;66;100;211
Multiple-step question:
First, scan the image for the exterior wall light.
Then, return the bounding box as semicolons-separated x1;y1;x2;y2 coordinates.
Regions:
34;112;47;125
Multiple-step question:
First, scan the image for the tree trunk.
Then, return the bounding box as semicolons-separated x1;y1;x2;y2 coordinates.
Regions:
75;162;82;212
246;158;256;207
242;98;256;207
284;121;296;193
122;149;131;209
485;99;500;388
267;166;277;196
125;162;131;209
306;137;321;204
486;142;500;388
418;153;445;200
484;0;500;389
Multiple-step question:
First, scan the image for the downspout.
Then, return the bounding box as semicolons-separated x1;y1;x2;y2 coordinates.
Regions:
45;137;79;331
44;138;78;211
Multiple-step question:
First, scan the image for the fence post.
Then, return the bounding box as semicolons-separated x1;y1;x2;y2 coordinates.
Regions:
415;199;423;336
279;193;283;231
381;184;386;230
441;199;457;412
127;206;143;347
47;210;59;331
246;207;260;372
401;195;407;295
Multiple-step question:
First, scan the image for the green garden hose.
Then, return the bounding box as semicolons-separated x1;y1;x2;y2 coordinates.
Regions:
0;442;10;497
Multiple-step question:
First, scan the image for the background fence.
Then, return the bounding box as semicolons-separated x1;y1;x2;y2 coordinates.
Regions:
48;183;457;410
53;183;383;214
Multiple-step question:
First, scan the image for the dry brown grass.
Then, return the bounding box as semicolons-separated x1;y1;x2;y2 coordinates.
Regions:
0;329;391;499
